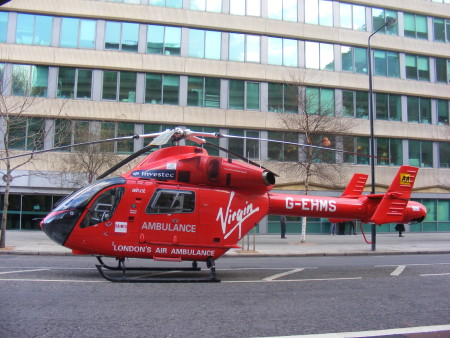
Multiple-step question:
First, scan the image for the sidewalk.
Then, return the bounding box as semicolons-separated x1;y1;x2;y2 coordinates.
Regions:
1;230;450;257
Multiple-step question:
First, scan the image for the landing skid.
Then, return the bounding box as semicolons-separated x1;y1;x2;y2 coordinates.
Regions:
95;256;220;283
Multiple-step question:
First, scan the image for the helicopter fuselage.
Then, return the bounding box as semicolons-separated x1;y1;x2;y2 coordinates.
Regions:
41;145;426;264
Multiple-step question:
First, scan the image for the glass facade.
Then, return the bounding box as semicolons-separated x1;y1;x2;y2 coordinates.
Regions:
102;71;137;102
147;25;181;56
229;80;259;110
407;96;431;124
268;83;298;113
268;0;297;22
16;13;52;46
409;140;433;167
105;21;139;52
342;90;369;119
60;17;96;48
189;29;221;59
145;73;180;105
12;64;48;97
375;93;401;121
57;67;92;99
405;54;430;81
404;13;428;39
339;3;366;31
187;76;220;108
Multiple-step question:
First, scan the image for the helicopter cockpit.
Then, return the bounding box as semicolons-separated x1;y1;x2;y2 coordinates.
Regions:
41;177;126;245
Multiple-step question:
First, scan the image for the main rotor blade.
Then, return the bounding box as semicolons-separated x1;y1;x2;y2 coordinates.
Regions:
216;134;385;160
97;144;158;180
0;135;140;161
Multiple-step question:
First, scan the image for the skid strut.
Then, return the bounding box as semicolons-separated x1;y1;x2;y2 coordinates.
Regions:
95;256;220;283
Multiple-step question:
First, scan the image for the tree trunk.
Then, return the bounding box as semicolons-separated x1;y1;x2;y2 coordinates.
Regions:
0;166;11;248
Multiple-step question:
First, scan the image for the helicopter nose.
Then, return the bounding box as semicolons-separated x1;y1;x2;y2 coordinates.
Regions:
40;209;82;246
403;201;427;224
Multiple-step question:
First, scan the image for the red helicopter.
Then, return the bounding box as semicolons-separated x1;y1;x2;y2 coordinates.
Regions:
33;128;426;282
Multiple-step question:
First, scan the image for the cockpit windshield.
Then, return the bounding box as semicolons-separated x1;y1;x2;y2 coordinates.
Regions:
53;177;126;212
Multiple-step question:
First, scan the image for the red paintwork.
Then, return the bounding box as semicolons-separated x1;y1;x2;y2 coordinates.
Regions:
43;146;427;263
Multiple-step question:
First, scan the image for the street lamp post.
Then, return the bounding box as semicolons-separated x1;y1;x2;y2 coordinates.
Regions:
368;17;397;251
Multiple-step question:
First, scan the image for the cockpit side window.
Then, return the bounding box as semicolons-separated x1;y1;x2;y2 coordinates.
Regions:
80;186;125;228
146;189;195;214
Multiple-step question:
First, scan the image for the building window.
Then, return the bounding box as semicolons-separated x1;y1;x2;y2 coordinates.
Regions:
439;142;450;168
268;131;298;161
310;134;335;163
0;12;7;43
375;93;401;121
228;129;260;160
12;64;48;97
438;100;449;125
305;0;333;26
407;96;431;124
373;50;400;78
341;46;367;74
190;0;221;12
102;71;137;102
409;140;433;167
188;29;221;60
60;17;96;49
268;37;298;67
268;0;297;22
305;41;334;70
145;73;180;105
8;117;45;150
57;68;92;99
405;54;430;81
372;8;398;35
268;83;298;113
433;17;450;42
148;0;182;8
230;0;261;17
377;138;403;166
404;13;428;39
229;80;259;110
305;87;334;115
187;76;220;108
147;25;181;56
16;13;52;46
342;90;369;119
229;33;260;63
343;136;369;165
436;58;450;83
339;3;366;31
105;21;139;52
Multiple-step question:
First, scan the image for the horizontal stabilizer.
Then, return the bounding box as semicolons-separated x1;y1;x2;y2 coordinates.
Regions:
341;173;368;198
370;166;419;225
328;173;368;224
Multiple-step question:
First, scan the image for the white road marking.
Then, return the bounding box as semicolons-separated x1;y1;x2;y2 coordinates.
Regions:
421;272;450;277
275;324;450;337
224;277;362;283
0;268;50;275
0;278;106;283
390;265;406;276
263;268;304;281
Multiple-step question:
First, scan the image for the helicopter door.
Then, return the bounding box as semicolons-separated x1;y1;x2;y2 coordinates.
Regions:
140;187;198;247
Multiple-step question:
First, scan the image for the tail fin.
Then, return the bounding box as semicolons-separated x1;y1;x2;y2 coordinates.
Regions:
340;173;368;198
370;166;419;225
328;173;368;223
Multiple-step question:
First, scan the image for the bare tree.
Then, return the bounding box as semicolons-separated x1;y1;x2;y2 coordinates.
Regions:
55;120;138;188
0;95;67;248
273;73;361;242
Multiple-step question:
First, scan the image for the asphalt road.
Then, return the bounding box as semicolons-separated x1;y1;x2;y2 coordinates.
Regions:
1;254;450;337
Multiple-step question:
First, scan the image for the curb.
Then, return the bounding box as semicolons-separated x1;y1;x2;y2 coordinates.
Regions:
1;250;450;257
